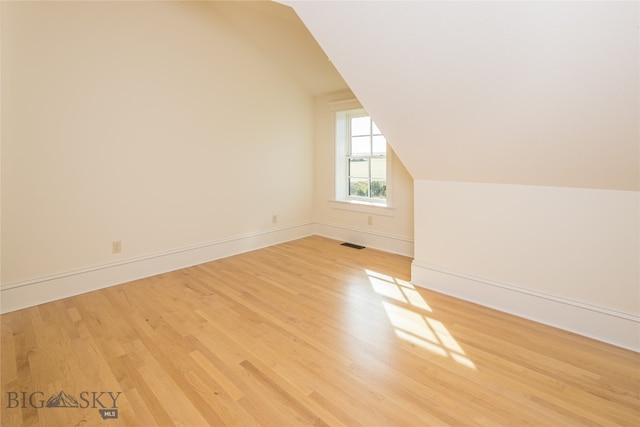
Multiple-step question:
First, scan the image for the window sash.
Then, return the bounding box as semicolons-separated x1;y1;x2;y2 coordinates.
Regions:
347;154;387;201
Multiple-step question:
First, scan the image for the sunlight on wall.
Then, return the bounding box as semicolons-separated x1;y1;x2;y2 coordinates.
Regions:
366;270;476;369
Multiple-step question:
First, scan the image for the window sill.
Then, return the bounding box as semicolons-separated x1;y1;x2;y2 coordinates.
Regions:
329;199;396;217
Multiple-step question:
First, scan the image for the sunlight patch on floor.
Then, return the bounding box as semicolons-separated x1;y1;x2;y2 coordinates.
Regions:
366;269;476;369
367;272;433;312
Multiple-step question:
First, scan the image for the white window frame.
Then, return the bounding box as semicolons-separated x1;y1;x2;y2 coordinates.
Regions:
331;102;395;216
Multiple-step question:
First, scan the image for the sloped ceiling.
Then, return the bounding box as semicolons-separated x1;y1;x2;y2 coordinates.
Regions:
210;1;348;97
282;1;639;191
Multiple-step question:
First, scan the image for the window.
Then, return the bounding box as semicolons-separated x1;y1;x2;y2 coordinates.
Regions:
335;108;390;207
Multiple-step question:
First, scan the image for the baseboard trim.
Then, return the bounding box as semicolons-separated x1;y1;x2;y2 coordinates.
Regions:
1;223;315;314
411;262;640;352
313;222;414;257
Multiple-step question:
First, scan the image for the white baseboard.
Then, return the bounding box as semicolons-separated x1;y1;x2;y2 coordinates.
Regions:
411;262;640;352
1;223;315;314
313;222;414;257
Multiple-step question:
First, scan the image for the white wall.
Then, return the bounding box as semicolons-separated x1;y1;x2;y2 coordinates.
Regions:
1;1;315;305
312;91;414;256
412;181;639;350
414;181;639;315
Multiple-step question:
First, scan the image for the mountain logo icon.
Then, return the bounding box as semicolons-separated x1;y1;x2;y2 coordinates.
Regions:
45;391;80;408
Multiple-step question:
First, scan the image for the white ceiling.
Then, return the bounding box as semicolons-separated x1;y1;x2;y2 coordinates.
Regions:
282;1;639;191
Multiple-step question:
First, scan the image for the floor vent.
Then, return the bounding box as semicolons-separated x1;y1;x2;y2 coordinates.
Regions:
341;242;366;250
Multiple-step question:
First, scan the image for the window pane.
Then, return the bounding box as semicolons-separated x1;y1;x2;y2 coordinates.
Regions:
349;158;369;178
349;178;369;197
351;116;371;136
372;135;386;155
371;180;387;199
371;158;386;179
351;136;371;155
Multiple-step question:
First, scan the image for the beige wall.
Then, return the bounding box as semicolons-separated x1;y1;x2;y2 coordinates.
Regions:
1;1;315;285
312;91;414;252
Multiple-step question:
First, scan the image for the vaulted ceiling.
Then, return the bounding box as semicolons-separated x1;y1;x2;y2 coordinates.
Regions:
281;1;639;191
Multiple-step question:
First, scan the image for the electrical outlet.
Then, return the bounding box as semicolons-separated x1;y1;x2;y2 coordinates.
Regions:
272;215;278;224
112;241;122;254
367;215;373;225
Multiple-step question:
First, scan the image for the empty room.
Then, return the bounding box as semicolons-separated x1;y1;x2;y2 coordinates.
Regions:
1;1;638;426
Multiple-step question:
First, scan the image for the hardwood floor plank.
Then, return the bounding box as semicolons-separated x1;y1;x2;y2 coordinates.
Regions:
109;354;176;427
239;359;330;427
188;350;245;402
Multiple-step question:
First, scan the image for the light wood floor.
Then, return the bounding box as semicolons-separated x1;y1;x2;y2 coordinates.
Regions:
1;236;638;426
